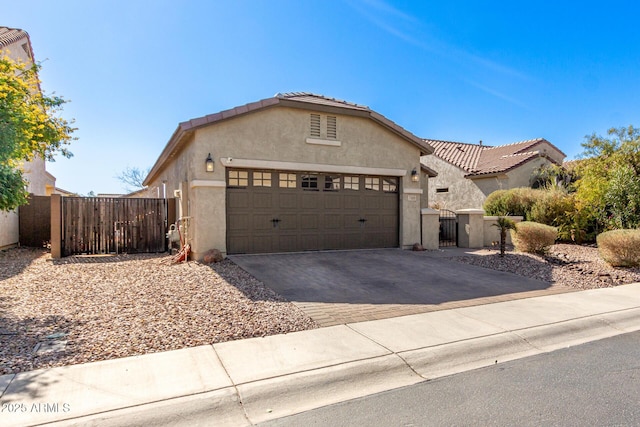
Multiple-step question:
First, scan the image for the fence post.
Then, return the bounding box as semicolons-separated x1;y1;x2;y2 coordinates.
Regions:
456;209;485;248
50;194;62;258
421;208;440;250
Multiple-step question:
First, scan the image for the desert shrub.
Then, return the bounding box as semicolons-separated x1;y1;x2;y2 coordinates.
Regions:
597;229;640;267
529;190;584;242
484;188;540;218
511;221;558;254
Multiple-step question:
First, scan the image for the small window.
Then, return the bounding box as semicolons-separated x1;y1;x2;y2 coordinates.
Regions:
324;175;340;191
253;171;272;187
365;177;380;191
327;116;337;139
228;170;248;187
279;173;297;188
344;176;359;190
310;114;321;138
301;174;319;190
436;188;449;193
382;177;398;192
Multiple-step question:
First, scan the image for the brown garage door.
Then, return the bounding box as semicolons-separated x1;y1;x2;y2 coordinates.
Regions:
226;169;399;254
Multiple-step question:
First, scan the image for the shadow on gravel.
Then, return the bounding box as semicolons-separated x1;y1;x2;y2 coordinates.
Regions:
228;249;558;305
0;306;84;379
0;248;44;281
50;253;167;265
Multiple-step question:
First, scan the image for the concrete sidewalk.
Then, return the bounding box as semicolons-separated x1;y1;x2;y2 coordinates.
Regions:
2;283;640;427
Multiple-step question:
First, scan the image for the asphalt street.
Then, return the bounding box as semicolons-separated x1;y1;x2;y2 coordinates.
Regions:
260;330;640;427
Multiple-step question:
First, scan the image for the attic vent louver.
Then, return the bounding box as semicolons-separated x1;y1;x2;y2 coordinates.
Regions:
327;116;337;139
310;114;321;137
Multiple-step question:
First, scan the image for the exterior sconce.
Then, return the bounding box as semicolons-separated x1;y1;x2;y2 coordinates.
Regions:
411;168;419;182
205;153;214;172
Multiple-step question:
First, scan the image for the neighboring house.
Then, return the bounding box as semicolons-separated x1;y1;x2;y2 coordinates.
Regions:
421;138;566;211
144;92;433;259
0;26;56;249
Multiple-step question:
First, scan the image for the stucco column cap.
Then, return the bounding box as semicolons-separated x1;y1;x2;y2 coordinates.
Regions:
421;208;440;215
456;209;485;214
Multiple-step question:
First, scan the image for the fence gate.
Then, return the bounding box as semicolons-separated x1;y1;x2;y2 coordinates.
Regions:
439;209;457;247
61;197;167;256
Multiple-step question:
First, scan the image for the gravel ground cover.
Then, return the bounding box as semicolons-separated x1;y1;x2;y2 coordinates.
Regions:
0;248;317;375
2;244;639;376
453;243;640;289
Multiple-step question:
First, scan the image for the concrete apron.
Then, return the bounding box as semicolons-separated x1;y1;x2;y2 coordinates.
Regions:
2;284;640;427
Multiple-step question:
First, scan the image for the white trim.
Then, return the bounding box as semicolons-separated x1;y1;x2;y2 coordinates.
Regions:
403;188;423;194
305;137;342;147
219;157;407;177
190;180;226;189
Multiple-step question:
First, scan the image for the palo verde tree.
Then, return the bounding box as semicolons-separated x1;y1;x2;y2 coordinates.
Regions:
0;55;75;211
574;126;640;230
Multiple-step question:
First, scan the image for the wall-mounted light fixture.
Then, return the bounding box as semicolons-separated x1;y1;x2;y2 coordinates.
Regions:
411;168;419;182
205;153;214;172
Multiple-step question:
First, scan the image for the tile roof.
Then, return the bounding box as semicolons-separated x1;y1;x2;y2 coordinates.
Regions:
0;26;28;47
145;92;433;186
424;138;563;177
275;92;370;111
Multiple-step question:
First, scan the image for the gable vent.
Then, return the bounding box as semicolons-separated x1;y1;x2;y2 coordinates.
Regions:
327;116;337;139
310;114;321;138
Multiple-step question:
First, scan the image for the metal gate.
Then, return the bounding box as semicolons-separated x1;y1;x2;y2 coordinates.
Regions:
61;197;168;256
439;209;457;247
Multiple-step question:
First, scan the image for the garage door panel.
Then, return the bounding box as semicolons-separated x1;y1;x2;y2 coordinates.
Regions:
277;193;298;209
278;213;297;230
300;214;319;230
323;214;342;229
226;169;399;254
227;192;250;209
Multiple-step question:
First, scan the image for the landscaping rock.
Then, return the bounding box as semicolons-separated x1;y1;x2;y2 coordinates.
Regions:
203;248;224;263
412;243;425;251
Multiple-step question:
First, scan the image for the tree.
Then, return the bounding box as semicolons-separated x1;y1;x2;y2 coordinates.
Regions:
115;166;150;192
0;55;75;211
575;126;640;231
492;216;517;257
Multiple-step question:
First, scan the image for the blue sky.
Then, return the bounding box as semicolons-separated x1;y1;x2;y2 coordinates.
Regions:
4;0;640;195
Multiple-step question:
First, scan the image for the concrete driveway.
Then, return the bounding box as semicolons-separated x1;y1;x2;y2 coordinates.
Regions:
229;249;574;326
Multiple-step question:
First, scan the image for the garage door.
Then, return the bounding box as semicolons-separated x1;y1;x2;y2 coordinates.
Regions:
226;169;399;254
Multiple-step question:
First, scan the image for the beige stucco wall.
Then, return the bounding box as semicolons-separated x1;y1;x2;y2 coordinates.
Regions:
422;155;559;211
150;106;424;259
0;211;19;249
420;155;495;211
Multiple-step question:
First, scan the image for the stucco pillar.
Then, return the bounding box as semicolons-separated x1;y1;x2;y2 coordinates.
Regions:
190;180;226;260
421;208;440;250
456;209;485;248
50;194;62;258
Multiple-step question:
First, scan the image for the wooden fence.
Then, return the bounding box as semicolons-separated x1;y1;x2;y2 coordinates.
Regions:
19;195;51;247
60;197;169;256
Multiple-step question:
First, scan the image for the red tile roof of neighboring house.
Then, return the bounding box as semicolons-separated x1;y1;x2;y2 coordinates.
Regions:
145;92;433;186
0;26;28;47
424;138;565;178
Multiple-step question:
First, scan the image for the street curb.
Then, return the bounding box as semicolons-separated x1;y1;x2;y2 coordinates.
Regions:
3;289;640;426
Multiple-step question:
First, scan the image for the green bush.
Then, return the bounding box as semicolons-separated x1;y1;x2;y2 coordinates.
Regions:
484;188;540;218
511;221;558;254
597;229;640;267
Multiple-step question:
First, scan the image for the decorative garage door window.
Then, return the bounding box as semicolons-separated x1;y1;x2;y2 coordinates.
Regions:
344;176;359;190
226;169;399;253
252;171;272;187
383;177;398;192
228;170;248;187
324;175;340;191
301;174;319;191
279;173;296;188
365;177;380;191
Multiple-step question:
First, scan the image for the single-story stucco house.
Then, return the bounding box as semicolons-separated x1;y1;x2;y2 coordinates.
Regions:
144;92;434;259
420;138;566;211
